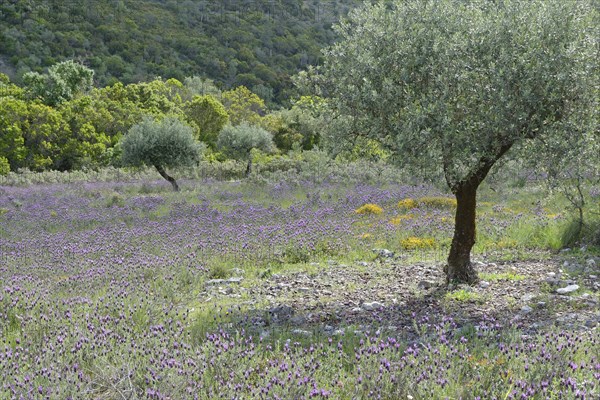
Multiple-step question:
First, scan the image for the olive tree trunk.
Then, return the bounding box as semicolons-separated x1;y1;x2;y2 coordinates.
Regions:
245;155;253;177
446;182;479;284
154;164;179;191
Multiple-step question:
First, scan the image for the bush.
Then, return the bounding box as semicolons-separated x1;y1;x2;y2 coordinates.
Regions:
0;157;10;176
355;203;383;215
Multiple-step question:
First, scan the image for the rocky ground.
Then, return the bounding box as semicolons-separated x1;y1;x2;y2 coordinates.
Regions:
201;251;600;340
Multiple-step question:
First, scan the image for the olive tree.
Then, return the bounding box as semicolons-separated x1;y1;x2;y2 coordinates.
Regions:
308;0;598;283
217;123;275;176
121;117;204;191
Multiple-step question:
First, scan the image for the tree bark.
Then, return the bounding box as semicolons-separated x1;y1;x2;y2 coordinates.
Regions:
446;182;479;284
154;164;179;191
245;156;252;177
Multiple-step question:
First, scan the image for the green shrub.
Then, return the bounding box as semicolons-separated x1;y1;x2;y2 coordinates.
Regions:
0;156;9;176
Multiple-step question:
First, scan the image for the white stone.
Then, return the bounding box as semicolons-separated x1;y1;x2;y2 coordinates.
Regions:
362;301;385;311
556;284;579;294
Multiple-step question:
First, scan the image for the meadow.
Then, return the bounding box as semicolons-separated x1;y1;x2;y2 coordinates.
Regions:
0;166;598;399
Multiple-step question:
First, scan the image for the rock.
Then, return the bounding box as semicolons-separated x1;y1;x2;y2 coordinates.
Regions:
545;278;559;285
269;305;294;322
206;277;244;285
351;307;363;314
327;260;338;266
290;315;307;325
479;281;490;289
584;319;598;328
362;301;385;311
333;329;345;336
373;249;394;258
521;305;533;314
587;259;597;268
298;287;311;293
589;275;598;280
418;280;436;289
218;287;233;295
521;293;535;302
205;279;225;285
231;268;245;276
547;272;556;277
291;329;312;337
537;302;546;308
556;284;580;294
323;325;334;332
357;262;369;267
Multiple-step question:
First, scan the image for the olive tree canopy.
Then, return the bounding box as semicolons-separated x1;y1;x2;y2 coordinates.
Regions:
217;123;275;176
121;117;204;191
307;0;599;283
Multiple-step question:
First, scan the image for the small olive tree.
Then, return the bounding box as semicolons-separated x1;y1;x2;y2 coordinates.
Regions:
121;117;204;191
217;123;275;176
306;0;598;284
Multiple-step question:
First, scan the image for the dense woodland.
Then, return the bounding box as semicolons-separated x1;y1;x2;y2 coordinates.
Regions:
0;0;359;106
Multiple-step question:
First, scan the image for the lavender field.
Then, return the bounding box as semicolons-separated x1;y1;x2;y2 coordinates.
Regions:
0;177;598;399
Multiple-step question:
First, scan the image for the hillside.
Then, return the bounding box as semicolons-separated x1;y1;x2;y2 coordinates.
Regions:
0;0;359;105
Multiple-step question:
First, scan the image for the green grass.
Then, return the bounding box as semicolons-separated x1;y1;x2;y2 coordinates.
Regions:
479;272;526;282
444;289;484;303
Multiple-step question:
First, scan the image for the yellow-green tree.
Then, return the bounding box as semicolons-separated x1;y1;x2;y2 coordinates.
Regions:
183;95;228;148
221;86;266;126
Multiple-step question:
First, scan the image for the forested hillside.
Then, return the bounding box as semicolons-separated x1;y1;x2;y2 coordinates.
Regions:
0;0;358;105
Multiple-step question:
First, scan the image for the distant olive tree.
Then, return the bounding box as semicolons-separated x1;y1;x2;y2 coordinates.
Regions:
305;0;598;284
121;117;204;191
217;123;275;176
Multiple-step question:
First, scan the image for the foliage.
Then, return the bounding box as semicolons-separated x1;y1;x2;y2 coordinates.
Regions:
311;0;597;188
0;156;9;176
221;86;266;126
0;96;27;169
0;0;360;105
183;95;228;147
266;96;324;152
217;123;275;161
0;73;24;98
121;116;203;170
398;199;418;210
400;237;436;250
354;203;383;215
22;60;93;106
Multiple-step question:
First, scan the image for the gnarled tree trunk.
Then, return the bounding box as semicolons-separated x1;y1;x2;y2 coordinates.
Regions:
154;164;179;191
446;182;479;284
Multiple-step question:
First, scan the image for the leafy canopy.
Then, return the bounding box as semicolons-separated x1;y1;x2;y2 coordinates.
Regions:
309;0;598;191
217;123;275;160
121;117;203;169
23;60;94;106
183;95;228;147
